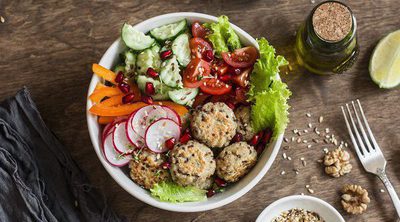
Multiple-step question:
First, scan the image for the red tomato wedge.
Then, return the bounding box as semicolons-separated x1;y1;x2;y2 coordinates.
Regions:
232;67;252;88
191;21;208;38
200;78;232;95
189;37;212;59
221;46;259;68
183;58;211;88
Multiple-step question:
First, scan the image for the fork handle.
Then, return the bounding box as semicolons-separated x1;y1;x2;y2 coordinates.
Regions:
377;168;400;217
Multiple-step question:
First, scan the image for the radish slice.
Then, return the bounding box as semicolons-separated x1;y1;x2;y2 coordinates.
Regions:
162;106;181;126
126;115;146;148
145;118;181;153
102;133;131;167
102;119;126;140
112;121;135;154
131;105;166;137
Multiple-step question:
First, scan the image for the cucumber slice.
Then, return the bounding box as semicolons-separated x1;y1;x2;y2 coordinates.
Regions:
172;33;191;67
136;44;161;75
159;56;183;88
136;75;172;100
149;20;187;41
121;23;155;50
124;50;137;74
168;88;199;106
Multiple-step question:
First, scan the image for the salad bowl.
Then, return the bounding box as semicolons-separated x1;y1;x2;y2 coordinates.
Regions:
86;12;284;212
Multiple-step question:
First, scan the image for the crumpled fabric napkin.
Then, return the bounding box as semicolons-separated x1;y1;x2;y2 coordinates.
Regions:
0;88;124;222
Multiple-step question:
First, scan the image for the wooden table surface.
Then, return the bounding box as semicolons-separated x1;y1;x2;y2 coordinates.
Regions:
1;0;399;221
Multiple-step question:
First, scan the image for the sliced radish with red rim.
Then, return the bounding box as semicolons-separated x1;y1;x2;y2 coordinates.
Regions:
145;118;181;153
102;118;126;140
112;121;135;154
162;106;181;126
102;133;131;167
130;105;166;137
126;119;146;149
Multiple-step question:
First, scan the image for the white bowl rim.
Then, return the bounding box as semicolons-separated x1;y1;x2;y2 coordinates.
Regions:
256;195;345;222
86;12;284;212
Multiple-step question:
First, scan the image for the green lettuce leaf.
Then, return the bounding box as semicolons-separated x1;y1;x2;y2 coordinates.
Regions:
205;15;242;55
150;182;207;203
248;38;291;138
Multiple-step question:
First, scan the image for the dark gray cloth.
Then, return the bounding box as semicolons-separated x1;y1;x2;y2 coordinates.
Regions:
0;88;124;222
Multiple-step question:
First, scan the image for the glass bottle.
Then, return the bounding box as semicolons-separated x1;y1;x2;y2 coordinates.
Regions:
295;1;359;75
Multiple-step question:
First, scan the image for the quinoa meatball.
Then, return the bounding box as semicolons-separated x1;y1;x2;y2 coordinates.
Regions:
234;106;256;141
216;142;257;182
191;102;237;148
129;149;170;189
170;140;216;189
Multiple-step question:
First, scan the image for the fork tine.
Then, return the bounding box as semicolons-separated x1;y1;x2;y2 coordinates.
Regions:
356;99;381;151
341;106;364;158
345;103;369;156
351;101;374;153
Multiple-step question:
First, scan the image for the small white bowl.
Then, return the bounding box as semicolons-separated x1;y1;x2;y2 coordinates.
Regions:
86;12;283;212
256;195;345;222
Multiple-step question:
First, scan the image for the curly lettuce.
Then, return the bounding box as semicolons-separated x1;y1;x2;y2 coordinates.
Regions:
204;15;242;55
248;38;291;138
150;182;207;203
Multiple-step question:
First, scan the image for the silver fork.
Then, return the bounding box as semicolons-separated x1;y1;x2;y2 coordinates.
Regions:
341;99;400;217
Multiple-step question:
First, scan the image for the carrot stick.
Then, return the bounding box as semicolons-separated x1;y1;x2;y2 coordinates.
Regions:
100;94;124;106
89;102;147;116
155;101;189;116
98;116;116;124
95;82;107;90
89;87;122;103
92;64;117;84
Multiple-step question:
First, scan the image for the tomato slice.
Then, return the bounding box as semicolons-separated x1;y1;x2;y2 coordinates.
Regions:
234;87;249;104
192;22;208;38
190;37;212;59
200;78;232;95
221;46;259;68
183;58;211;88
232;67;252;88
211;60;229;76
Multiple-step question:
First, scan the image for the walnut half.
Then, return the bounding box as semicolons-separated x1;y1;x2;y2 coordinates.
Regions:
341;184;370;215
323;147;352;177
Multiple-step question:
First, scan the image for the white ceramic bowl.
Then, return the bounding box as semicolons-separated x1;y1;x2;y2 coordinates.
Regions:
256;195;345;222
86;12;283;212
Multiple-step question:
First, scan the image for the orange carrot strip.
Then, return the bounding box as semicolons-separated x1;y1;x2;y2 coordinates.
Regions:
92;64;117;84
95;82;107;90
89;87;122;103
155;101;189;117
89;102;147;116
98;116;116;125
100;94;124;106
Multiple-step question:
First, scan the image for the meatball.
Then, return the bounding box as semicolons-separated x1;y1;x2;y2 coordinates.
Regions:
216;142;257;182
129;149;170;189
191;102;237;148
170;140;216;189
234;106;256;141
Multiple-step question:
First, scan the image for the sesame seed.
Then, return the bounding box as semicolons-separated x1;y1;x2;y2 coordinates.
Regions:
302;160;307;166
380;189;385;193
281;170;286;175
306;113;311;117
300;157;305;161
287;156;292;161
305;184;310;188
325;128;330;133
303;140;308;143
297;138;302;143
282;153;287;159
319;116;324;123
303;129;308;133
294;169;299;174
300;193;305;195
312;138;319;143
0;16;4;23
307;144;312;148
308;188;315;194
293;129;299;134
284;137;289;142
308;123;313;128
317;159;323;163
345;142;348;147
323;148;329;153
291;137;295;142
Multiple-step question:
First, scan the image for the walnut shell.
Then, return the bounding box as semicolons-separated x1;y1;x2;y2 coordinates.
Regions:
341;184;370;215
323;148;352;177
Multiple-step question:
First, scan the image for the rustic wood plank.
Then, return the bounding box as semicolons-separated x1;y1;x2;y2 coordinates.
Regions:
0;0;399;221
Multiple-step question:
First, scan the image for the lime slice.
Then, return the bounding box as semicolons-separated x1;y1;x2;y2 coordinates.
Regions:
369;30;400;89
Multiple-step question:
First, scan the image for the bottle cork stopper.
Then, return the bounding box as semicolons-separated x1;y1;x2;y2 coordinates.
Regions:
312;2;352;42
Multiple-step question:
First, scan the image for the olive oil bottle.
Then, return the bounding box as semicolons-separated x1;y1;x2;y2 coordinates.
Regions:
295;1;359;75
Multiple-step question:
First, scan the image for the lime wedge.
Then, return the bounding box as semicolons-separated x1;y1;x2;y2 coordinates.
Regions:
369;30;400;89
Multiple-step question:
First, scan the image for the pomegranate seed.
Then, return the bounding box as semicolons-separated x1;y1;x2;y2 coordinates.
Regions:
231;133;243;143
179;133;191;144
118;82;130;94
228;66;242;75
141;95;153;104
161;162;171;170
249;131;263;146
225;101;235;110
165;137;176;150
203;50;214;62
146;67;159;78
215;177;227;187
122;93;135;104
115;72;124;83
261;128;272;145
219;74;232;82
145;82;155;95
256;143;265;155
206;189;216;198
160;50;172;60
